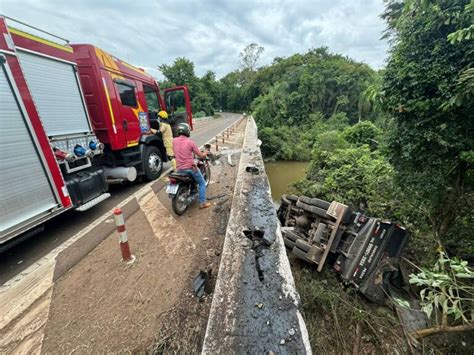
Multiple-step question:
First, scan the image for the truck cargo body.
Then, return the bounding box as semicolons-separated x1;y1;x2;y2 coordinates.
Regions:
0;17;108;245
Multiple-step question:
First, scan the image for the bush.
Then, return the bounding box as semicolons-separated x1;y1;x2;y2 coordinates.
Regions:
296;145;395;216
258;125;311;161
343;121;381;150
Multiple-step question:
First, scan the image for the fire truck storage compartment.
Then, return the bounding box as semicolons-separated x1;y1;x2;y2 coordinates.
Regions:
0;63;58;240
65;167;107;208
16;50;91;136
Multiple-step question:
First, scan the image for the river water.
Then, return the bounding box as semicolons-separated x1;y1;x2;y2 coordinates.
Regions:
264;161;309;203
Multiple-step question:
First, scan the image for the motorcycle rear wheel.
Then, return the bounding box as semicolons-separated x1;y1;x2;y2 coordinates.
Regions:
172;186;189;215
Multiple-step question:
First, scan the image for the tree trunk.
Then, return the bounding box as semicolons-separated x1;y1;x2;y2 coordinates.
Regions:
435;162;466;241
411;324;474;338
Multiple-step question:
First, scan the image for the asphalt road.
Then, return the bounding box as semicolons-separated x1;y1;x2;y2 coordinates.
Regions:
0;112;241;285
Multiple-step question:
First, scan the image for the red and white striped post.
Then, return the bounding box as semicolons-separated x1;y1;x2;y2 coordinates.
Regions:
113;207;136;264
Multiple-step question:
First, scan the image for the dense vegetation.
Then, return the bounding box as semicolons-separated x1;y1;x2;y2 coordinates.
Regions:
158;0;473;350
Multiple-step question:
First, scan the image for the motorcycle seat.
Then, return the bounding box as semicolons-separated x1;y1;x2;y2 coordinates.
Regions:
168;171;194;181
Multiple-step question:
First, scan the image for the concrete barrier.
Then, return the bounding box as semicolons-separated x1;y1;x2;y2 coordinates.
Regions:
202;117;311;354
192;115;214;123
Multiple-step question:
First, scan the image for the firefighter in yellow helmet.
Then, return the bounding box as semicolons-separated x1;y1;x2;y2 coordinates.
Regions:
151;110;176;170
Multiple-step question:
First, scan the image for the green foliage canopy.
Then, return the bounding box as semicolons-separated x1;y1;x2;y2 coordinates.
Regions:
382;0;474;243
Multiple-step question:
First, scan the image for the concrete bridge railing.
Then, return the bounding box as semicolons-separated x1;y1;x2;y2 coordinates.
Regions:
202;117;311;354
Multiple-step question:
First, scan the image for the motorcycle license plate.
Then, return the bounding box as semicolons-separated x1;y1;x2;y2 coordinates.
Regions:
166;184;179;194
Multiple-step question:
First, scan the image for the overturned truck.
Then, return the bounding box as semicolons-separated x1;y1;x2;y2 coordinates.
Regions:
277;195;410;303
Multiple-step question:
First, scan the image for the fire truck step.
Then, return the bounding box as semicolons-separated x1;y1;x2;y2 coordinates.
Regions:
75;193;111;212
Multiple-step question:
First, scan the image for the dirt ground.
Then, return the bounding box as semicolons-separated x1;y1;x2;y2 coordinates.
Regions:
41;128;244;353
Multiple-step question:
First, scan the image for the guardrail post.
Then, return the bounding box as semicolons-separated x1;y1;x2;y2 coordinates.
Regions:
215;136;219;151
113;207;135;265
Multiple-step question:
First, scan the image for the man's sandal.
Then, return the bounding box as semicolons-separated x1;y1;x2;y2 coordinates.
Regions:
200;202;212;209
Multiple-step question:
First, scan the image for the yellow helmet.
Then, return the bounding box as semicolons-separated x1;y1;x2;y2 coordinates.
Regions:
158;110;168;119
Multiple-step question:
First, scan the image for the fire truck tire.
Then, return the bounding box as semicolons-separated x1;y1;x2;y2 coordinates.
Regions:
296;200;327;218
143;145;163;181
298;196;331;210
292;246;314;264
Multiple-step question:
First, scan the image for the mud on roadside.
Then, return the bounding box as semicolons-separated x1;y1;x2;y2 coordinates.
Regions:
150;147;242;354
39;126;245;353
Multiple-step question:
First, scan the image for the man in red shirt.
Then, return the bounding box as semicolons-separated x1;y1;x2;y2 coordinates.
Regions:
172;123;211;209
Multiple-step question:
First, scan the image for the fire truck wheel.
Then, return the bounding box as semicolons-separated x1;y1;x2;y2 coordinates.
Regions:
143;145;163;181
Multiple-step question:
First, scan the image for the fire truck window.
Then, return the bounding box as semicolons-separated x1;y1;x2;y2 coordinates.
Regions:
143;85;160;112
165;90;186;114
115;82;137;107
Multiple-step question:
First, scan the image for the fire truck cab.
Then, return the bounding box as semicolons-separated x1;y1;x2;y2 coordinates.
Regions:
72;44;193;181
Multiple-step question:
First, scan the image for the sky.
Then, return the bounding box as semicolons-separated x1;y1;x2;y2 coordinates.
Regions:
1;0;390;79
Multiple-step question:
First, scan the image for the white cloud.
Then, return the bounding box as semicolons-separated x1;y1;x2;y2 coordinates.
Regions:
1;0;389;79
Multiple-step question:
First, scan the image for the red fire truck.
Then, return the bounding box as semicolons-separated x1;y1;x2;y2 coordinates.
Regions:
0;16;193;246
72;44;193;181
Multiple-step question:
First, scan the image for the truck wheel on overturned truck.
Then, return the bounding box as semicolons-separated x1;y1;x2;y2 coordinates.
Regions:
298;196;331;210
296;200;327;218
143;145;163;181
292;246;314;264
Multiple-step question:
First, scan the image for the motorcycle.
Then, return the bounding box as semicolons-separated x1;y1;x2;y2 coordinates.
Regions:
166;156;211;215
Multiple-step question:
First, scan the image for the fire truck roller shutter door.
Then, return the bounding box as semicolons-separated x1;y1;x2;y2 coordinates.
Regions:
16;50;91;136
0;64;58;240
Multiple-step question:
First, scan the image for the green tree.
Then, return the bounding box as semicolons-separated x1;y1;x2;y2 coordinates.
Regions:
239;43;264;73
382;0;474;243
159;57;197;89
159;58;221;116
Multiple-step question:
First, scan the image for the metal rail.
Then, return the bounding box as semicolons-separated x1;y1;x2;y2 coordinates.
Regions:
1;14;70;44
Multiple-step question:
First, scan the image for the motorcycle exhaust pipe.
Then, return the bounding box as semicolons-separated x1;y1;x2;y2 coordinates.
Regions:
104;167;137;182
